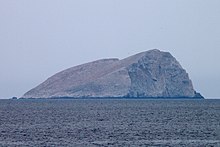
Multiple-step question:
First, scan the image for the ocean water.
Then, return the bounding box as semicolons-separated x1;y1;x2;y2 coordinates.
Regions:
0;99;219;147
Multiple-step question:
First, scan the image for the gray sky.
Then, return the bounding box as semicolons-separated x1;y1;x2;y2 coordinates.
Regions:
0;0;220;99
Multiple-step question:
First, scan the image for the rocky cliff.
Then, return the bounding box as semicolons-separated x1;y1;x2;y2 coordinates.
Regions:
22;49;203;99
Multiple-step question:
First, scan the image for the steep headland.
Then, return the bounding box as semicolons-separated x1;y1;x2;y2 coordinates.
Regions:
22;49;203;99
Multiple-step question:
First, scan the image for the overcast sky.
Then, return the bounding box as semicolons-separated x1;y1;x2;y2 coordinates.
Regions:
0;0;220;99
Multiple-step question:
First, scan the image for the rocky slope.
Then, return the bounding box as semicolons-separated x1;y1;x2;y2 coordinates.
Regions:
22;49;203;99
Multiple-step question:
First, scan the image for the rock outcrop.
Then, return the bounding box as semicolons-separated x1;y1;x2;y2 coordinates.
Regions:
22;49;203;99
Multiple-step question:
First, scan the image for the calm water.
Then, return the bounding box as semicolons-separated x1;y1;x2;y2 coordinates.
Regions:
0;99;219;146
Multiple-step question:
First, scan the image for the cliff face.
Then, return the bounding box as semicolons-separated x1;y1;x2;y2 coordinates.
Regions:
23;49;203;99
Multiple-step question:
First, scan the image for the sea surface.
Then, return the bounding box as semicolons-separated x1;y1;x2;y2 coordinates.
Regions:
0;99;219;147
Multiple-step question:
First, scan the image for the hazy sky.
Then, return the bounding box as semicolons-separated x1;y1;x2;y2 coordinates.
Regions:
0;0;220;99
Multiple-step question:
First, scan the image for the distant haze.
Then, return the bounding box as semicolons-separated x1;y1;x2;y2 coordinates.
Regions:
0;0;220;99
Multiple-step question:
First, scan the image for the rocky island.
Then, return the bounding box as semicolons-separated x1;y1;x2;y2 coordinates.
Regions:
22;49;203;99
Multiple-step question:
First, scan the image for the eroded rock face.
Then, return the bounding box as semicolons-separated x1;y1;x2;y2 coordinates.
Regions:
23;49;203;99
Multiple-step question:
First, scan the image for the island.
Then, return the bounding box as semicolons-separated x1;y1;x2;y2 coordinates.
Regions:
22;49;203;99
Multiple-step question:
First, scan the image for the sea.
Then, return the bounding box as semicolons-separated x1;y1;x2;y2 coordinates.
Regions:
0;99;219;147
